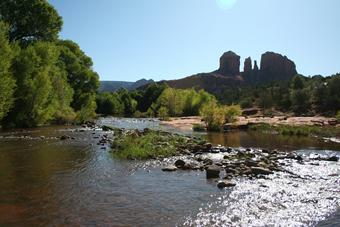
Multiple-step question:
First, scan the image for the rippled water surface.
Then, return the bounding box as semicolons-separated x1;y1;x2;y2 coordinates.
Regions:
0;118;339;226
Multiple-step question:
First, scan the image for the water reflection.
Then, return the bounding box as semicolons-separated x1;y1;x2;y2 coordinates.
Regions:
206;131;340;151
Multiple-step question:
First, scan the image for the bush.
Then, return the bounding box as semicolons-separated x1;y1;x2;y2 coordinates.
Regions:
240;98;253;109
192;124;206;132
225;105;241;123
200;102;225;131
336;111;340;121
157;106;169;121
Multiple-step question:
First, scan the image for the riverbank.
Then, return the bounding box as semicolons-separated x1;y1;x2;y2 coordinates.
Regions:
161;116;339;136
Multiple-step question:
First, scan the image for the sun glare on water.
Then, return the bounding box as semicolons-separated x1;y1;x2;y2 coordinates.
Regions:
216;0;238;10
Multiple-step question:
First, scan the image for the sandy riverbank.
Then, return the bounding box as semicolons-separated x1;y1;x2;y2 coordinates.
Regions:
160;116;339;131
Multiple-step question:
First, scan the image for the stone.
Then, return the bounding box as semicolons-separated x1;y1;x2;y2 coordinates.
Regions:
217;180;236;188
102;125;115;131
251;167;273;175
174;159;186;168
218;51;240;76
326;156;339;162
206;165;220;179
162;166;177;172
60;135;69;140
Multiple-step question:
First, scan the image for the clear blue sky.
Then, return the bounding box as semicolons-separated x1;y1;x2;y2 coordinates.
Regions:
49;0;340;81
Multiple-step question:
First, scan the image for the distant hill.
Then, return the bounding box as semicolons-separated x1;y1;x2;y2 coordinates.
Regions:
99;79;154;92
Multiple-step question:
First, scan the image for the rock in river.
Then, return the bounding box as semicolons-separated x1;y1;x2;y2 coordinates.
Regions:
251;167;273;175
162;166;178;172
206;165;220;179
217;180;236;189
174;159;186;168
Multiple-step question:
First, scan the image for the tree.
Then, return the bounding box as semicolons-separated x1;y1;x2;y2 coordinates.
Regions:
0;0;63;45
0;22;16;121
96;92;124;116
200;101;225;131
291;75;304;90
4;42;62;127
291;89;310;114
57;40;99;120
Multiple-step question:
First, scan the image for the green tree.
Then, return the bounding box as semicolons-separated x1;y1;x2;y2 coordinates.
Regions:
291;75;304;90
0;22;16;121
0;0;63;45
5;42;61;127
57;40;99;120
96;92;124;116
291;89;310;114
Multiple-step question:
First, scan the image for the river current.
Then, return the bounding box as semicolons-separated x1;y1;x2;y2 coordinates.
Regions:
0;118;339;226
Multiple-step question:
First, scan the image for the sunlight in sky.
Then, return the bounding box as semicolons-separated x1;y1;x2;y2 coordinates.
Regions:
216;0;238;10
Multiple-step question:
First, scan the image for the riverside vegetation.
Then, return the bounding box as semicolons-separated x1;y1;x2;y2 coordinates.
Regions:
0;0;99;128
1;0;339;132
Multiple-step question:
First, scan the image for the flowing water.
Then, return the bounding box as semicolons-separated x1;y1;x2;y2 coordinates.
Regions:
0;118;339;226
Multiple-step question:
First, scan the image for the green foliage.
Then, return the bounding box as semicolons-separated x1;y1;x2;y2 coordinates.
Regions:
0;1;98;128
250;123;340;138
240;97;253;109
336;111;340;121
96;92;124;116
0;22;16;122
225;105;241;123
291;75;304;90
57;40;99;117
154;88;216;117
0;0;63;45
200;101;225;131
157;106;169;120
5;42;63;127
75;94;97;123
112;130;187;160
133;83;167;112
192;124;206;132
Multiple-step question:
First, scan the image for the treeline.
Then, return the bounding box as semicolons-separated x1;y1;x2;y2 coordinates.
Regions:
0;0;99;128
96;84;217;119
218;74;340;116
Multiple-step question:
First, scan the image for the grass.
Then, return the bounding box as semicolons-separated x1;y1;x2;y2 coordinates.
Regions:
111;129;190;160
249;123;340;138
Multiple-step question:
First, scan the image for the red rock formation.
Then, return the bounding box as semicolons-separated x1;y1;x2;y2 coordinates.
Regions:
260;52;297;81
218;51;240;76
244;57;252;73
253;60;259;71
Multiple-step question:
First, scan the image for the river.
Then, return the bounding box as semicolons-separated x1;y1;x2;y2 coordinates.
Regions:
0;118;339;226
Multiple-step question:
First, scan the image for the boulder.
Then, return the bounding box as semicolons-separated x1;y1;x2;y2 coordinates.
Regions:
206;165;220;179
162;166;178;172
251;167;273;175
217;180;236;188
174;159;186;168
218;51;240;76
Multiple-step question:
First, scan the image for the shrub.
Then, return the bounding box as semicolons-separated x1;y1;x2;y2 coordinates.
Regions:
192;124;206;132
